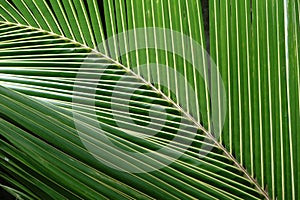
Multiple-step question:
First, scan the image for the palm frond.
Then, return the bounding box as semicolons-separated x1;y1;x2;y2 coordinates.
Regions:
0;0;299;199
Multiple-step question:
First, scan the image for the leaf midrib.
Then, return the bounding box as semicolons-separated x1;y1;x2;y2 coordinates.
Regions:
1;21;270;199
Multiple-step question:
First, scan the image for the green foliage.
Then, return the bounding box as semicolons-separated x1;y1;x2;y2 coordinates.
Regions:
0;0;299;199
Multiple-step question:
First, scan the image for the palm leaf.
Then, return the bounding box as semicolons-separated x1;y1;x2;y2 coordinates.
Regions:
0;0;299;199
209;0;300;199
